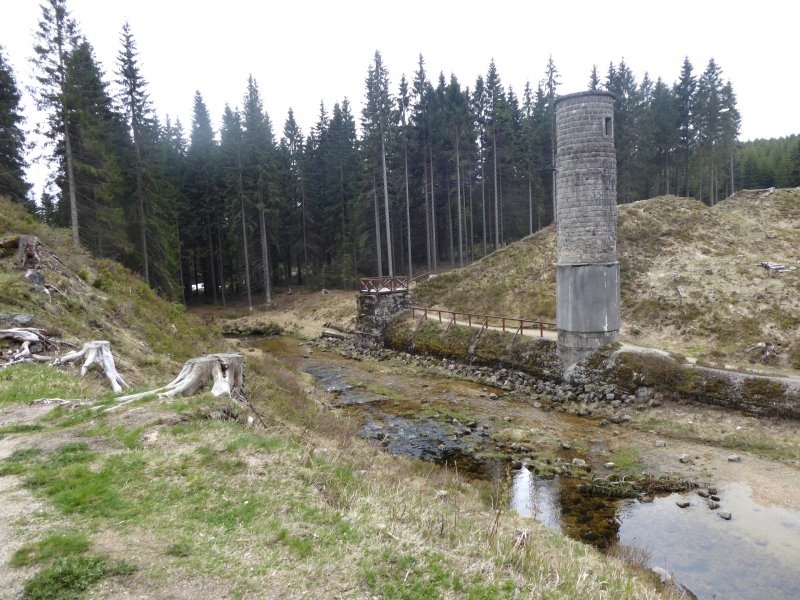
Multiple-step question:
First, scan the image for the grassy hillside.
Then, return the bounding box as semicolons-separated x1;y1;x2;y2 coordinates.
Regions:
415;189;800;369
0;198;217;384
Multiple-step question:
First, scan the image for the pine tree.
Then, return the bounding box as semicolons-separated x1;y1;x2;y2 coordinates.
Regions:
606;59;639;203
116;21;158;285
281;108;310;279
241;76;275;298
63;40;131;260
31;0;81;245
362;51;395;276
674;57;696;197
219;105;251;308
650;77;678;195
185;91;219;302
397;74;413;278
588;65;600;91
485;60;505;248
0;46;31;205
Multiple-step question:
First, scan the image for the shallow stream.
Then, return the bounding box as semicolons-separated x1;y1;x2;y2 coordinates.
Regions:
258;337;800;600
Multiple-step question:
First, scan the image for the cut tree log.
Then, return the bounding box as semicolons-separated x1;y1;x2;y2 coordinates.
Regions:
53;341;129;392
113;353;244;405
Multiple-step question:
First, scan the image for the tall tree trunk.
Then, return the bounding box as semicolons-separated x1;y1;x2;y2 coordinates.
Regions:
300;179;308;275
446;173;454;265
455;133;463;268
64;124;79;247
238;152;253;312
131;122;149;285
467;160;474;261
481;158;486;256
380;137;393;277
177;218;187;305
403;130;412;279
430;151;438;273
493;129;499;249
729;152;735;197
217;224;226;306
259;205;271;302
373;176;383;277
423;164;432;275
528;177;533;235
192;246;198;302
208;225;217;304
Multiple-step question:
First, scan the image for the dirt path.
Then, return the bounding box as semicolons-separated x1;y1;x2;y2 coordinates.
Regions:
0;475;41;597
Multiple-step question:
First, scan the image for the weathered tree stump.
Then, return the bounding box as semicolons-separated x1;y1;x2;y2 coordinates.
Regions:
53;341;129;392
0;327;55;364
16;235;41;269
114;353;244;405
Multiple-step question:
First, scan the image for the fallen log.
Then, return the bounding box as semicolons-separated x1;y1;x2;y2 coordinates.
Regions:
114;353;244;405
53;340;129;392
321;329;348;341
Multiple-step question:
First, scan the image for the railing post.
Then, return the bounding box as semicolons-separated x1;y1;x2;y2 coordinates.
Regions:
468;314;472;327
540;321;543;337
502;318;505;332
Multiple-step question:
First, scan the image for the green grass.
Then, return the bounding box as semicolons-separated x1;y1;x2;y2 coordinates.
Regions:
608;447;643;475
361;549;517;599
0;423;45;438
11;532;92;567
23;555;135;600
0;363;103;405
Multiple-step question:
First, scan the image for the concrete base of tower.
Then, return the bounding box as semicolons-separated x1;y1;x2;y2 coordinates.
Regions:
557;329;618;369
556;262;620;369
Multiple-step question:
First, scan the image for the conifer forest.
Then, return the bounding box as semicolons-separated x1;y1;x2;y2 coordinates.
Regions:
2;0;799;304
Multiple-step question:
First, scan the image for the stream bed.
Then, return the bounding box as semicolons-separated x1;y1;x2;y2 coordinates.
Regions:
259;337;800;599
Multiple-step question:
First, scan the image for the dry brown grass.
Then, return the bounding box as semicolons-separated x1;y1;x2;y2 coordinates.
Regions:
415;189;800;371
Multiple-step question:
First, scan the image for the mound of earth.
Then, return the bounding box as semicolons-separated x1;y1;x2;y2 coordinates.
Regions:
414;189;800;370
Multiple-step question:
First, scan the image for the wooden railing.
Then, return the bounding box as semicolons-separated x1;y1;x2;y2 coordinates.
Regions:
409;306;556;338
359;276;410;293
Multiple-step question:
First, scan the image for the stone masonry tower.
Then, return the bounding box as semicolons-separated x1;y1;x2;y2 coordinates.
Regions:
554;91;620;368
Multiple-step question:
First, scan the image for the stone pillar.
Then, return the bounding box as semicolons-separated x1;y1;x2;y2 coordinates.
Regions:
554;91;620;368
354;291;410;350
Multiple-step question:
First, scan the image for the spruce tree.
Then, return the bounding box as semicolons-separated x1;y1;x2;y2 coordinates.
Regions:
116;21;157;285
185;91;219;302
0;46;31;205
63;40;130;259
362;51;395;276
241;76;275;299
31;0;81;245
674;57;696;197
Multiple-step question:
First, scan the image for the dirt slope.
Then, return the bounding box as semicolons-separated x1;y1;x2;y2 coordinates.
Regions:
415;189;800;370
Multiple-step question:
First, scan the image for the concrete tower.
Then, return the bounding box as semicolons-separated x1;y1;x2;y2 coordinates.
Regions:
554;91;619;368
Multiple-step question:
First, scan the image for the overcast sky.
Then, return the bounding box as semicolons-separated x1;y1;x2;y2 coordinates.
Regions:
2;0;799;197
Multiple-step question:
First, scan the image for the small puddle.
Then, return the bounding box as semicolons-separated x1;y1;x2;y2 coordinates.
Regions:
256;336;800;600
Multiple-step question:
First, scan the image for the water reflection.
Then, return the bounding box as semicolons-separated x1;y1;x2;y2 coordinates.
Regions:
511;470;800;600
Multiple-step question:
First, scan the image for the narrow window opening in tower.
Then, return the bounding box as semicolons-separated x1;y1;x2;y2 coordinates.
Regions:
604;117;613;137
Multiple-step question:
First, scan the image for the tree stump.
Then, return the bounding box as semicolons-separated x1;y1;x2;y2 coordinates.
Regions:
53;341;129;392
16;235;41;269
114;353;244;405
